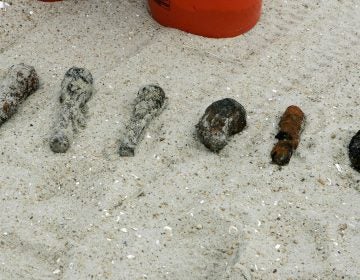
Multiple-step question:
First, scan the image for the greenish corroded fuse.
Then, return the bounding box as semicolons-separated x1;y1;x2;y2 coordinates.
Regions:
0;63;39;126
50;67;94;153
119;85;167;157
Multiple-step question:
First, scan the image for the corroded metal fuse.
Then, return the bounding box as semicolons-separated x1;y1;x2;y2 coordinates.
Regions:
0;63;39;126
271;105;305;166
119;85;167;157
50;67;94;153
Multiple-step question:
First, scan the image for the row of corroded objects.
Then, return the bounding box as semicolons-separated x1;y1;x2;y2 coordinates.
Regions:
0;63;359;172
195;98;305;166
195;99;360;171
48;68;167;155
45;66;167;155
0;63;168;157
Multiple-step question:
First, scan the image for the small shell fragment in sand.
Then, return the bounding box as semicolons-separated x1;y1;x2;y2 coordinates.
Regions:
0;2;10;9
163;226;172;231
196;224;203;230
335;164;343;173
228;225;238;234
164;226;173;236
317;178;326;186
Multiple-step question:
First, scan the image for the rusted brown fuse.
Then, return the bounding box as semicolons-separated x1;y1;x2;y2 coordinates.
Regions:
271;105;305;165
0;63;39;126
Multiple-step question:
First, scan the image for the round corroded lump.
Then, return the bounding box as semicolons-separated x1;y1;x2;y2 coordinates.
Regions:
196;98;246;152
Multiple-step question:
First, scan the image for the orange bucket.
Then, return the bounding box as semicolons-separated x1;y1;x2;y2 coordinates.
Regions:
148;0;262;38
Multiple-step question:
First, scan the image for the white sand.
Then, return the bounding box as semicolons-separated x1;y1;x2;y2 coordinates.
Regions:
0;0;360;279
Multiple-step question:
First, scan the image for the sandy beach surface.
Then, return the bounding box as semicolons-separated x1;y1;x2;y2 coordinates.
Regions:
0;0;360;279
